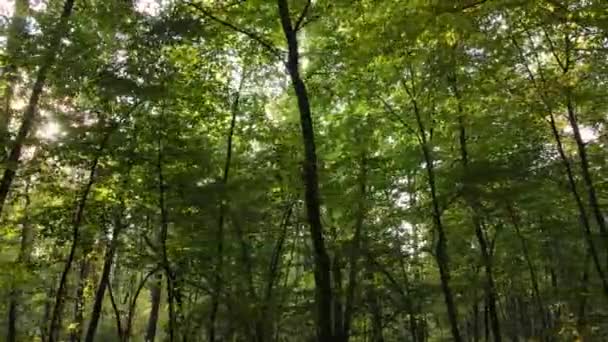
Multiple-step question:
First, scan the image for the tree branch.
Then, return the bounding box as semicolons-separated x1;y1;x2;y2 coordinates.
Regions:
187;2;283;58
294;0;312;31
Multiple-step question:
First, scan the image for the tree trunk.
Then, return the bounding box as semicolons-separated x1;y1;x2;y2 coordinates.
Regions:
7;177;33;342
208;83;241;342
507;207;548;336
259;203;293;342
451;76;501;342
367;285;384;342
565;97;608;254
0;0;75;216
407;85;462;341
156;116;176;342
145;274;162;342
83;233;119;342
49;127;113;342
0;0;29;158
107;281;124;340
71;255;91;342
511;35;608;296
85;161;133;342
276;1;334;340
340;155;367;342
125;267;159;341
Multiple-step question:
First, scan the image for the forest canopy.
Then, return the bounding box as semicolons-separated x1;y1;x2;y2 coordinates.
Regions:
0;0;607;341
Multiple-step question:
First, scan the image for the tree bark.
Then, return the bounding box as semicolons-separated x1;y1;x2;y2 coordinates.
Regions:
565;96;608;254
126;267;160;341
208;75;242;342
144;274;162;342
276;1;334;340
48;126;113;342
507;207;548;337
406;82;462;341
107;281;124;340
7;176;33;341
511;34;608;296
84;160;133;342
0;0;29;158
83;229;120;342
450;75;501;342
259;202;293;342
71;254;91;342
340;155;367;342
155;114;176;342
0;0;75;217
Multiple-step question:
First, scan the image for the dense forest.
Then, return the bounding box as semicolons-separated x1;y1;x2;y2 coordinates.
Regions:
0;0;607;341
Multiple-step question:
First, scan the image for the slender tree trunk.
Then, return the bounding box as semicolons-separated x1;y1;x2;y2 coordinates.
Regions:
83;232;120;342
41;278;57;342
576;253;590;338
259;203;293;342
472;303;479;342
367;285;384;342
85;160;133;342
549;31;608;260
407;85;461;341
125;267;159;341
276;2;334;340
340;155;367;342
565;97;608;251
71;255;91;342
49;127;113;342
145;273;162;342
156;116;176;342
107;281;124;340
511;35;608;296
7;177;33;342
332;255;344;338
1;0;29;158
507;207;548;336
208;83;241;342
451;76;501;342
0;0;75;216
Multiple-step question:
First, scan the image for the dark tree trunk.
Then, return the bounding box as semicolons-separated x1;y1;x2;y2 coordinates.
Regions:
107;281;124;340
209;84;241;342
507;207;548;337
511;35;608;296
156;117;176;342
472;303;479;342
0;0;29;159
340;155;367;342
368;285;384;342
84;235;119;342
332;255;344;338
0;0;75;216
49;127;113;342
407;85;462;341
71;255;91;342
7;177;32;342
85;148;134;342
125;267;159;341
145;274;162;342
451;76;501;342
276;1;334;341
565;97;608;254
259;203;293;342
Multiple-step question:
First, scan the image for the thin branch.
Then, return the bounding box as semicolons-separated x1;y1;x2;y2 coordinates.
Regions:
541;26;566;72
107;280;124;339
376;95;421;143
187;2;283;58
294;0;312;31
